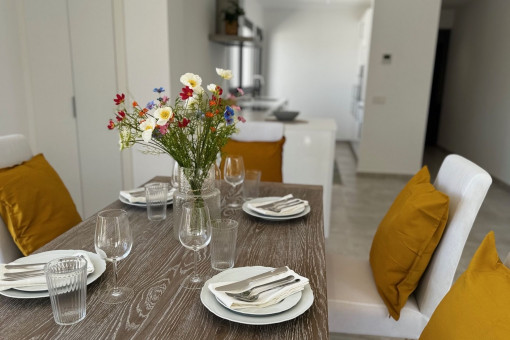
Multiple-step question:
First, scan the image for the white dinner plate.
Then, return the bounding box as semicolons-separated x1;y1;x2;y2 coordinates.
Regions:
119;194;173;207
200;266;314;325
0;250;106;299
242;197;311;221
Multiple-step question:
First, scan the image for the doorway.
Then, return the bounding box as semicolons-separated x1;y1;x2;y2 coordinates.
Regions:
425;29;451;146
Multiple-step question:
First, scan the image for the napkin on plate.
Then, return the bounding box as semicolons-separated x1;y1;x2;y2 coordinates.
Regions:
247;195;309;216
0;252;95;291
209;267;309;310
120;186;175;204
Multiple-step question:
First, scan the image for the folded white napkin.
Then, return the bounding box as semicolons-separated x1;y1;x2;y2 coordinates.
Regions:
247;195;309;216
0;252;95;291
120;186;175;203
209;267;309;310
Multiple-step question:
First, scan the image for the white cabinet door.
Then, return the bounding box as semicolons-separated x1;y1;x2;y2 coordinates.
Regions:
23;0;84;216
23;0;122;218
67;0;122;218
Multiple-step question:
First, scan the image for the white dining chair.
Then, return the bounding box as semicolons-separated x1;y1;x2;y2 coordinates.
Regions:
327;154;492;339
0;134;32;263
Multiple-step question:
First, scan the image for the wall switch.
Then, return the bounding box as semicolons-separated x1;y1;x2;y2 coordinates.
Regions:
372;96;386;104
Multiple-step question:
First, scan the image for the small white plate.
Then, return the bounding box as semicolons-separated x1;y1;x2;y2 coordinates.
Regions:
119;194;173;207
242;197;310;221
0;250;106;299
201;266;314;325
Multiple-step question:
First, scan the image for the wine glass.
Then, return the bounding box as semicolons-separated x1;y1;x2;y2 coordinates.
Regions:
95;209;134;304
223;155;245;208
179;201;211;289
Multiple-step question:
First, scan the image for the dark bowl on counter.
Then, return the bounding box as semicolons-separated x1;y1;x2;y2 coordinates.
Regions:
273;110;299;121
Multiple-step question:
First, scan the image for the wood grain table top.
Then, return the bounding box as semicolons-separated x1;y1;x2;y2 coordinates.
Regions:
0;180;328;340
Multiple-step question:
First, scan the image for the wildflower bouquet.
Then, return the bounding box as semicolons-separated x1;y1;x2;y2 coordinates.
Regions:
107;67;245;191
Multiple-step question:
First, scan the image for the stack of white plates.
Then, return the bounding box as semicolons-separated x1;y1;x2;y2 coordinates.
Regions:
200;266;314;325
242;197;311;221
0;250;106;299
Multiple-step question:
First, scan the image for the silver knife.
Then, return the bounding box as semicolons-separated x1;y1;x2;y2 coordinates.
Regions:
214;266;289;292
3;269;45;278
4;262;46;269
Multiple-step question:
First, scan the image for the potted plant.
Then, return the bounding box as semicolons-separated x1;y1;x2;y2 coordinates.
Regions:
223;1;245;35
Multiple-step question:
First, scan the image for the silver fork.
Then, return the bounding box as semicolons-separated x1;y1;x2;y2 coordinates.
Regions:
227;278;300;302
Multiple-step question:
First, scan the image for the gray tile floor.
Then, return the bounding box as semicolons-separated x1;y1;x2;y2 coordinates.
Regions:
327;142;510;340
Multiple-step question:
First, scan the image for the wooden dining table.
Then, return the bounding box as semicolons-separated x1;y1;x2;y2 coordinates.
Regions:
0;180;328;339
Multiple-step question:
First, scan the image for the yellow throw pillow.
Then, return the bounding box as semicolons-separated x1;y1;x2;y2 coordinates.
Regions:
420;231;510;339
220;137;285;182
369;166;449;320
0;154;82;255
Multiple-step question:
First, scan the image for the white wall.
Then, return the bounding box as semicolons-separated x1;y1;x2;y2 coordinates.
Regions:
263;5;365;141
357;0;442;175
0;0;31;142
438;1;510;185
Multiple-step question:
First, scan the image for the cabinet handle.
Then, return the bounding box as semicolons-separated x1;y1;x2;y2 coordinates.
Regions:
72;96;77;118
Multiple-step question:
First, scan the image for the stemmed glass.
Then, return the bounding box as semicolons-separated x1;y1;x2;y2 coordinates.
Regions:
95;209;134;304
224;155;245;208
179;201;211;289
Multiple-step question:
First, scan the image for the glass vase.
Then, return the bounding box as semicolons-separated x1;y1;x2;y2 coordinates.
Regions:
173;164;221;240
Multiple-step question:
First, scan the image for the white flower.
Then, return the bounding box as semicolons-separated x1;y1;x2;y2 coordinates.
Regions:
180;73;202;90
194;85;204;94
140;117;156;142
207;84;217;92
154;107;173;125
216;68;232;80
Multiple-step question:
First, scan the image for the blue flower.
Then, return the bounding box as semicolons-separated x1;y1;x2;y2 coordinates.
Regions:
146;101;156;110
153;87;165;93
224;106;234;118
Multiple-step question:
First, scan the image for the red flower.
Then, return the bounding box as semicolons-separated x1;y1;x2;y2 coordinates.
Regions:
180;86;193;100
210;127;216;132
205;111;214;118
107;119;115;130
132;101;138;107
114;93;125;105
216;86;223;95
238;116;246;123
178;118;190;128
118;110;126;117
209;100;217;106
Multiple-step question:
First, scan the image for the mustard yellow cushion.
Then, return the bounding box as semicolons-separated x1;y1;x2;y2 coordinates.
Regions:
420;231;510;340
369;166;449;320
0;154;81;255
220;137;285;182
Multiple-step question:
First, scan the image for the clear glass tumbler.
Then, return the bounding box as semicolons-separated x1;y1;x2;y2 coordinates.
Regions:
210;219;239;271
145;182;169;220
45;256;87;325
